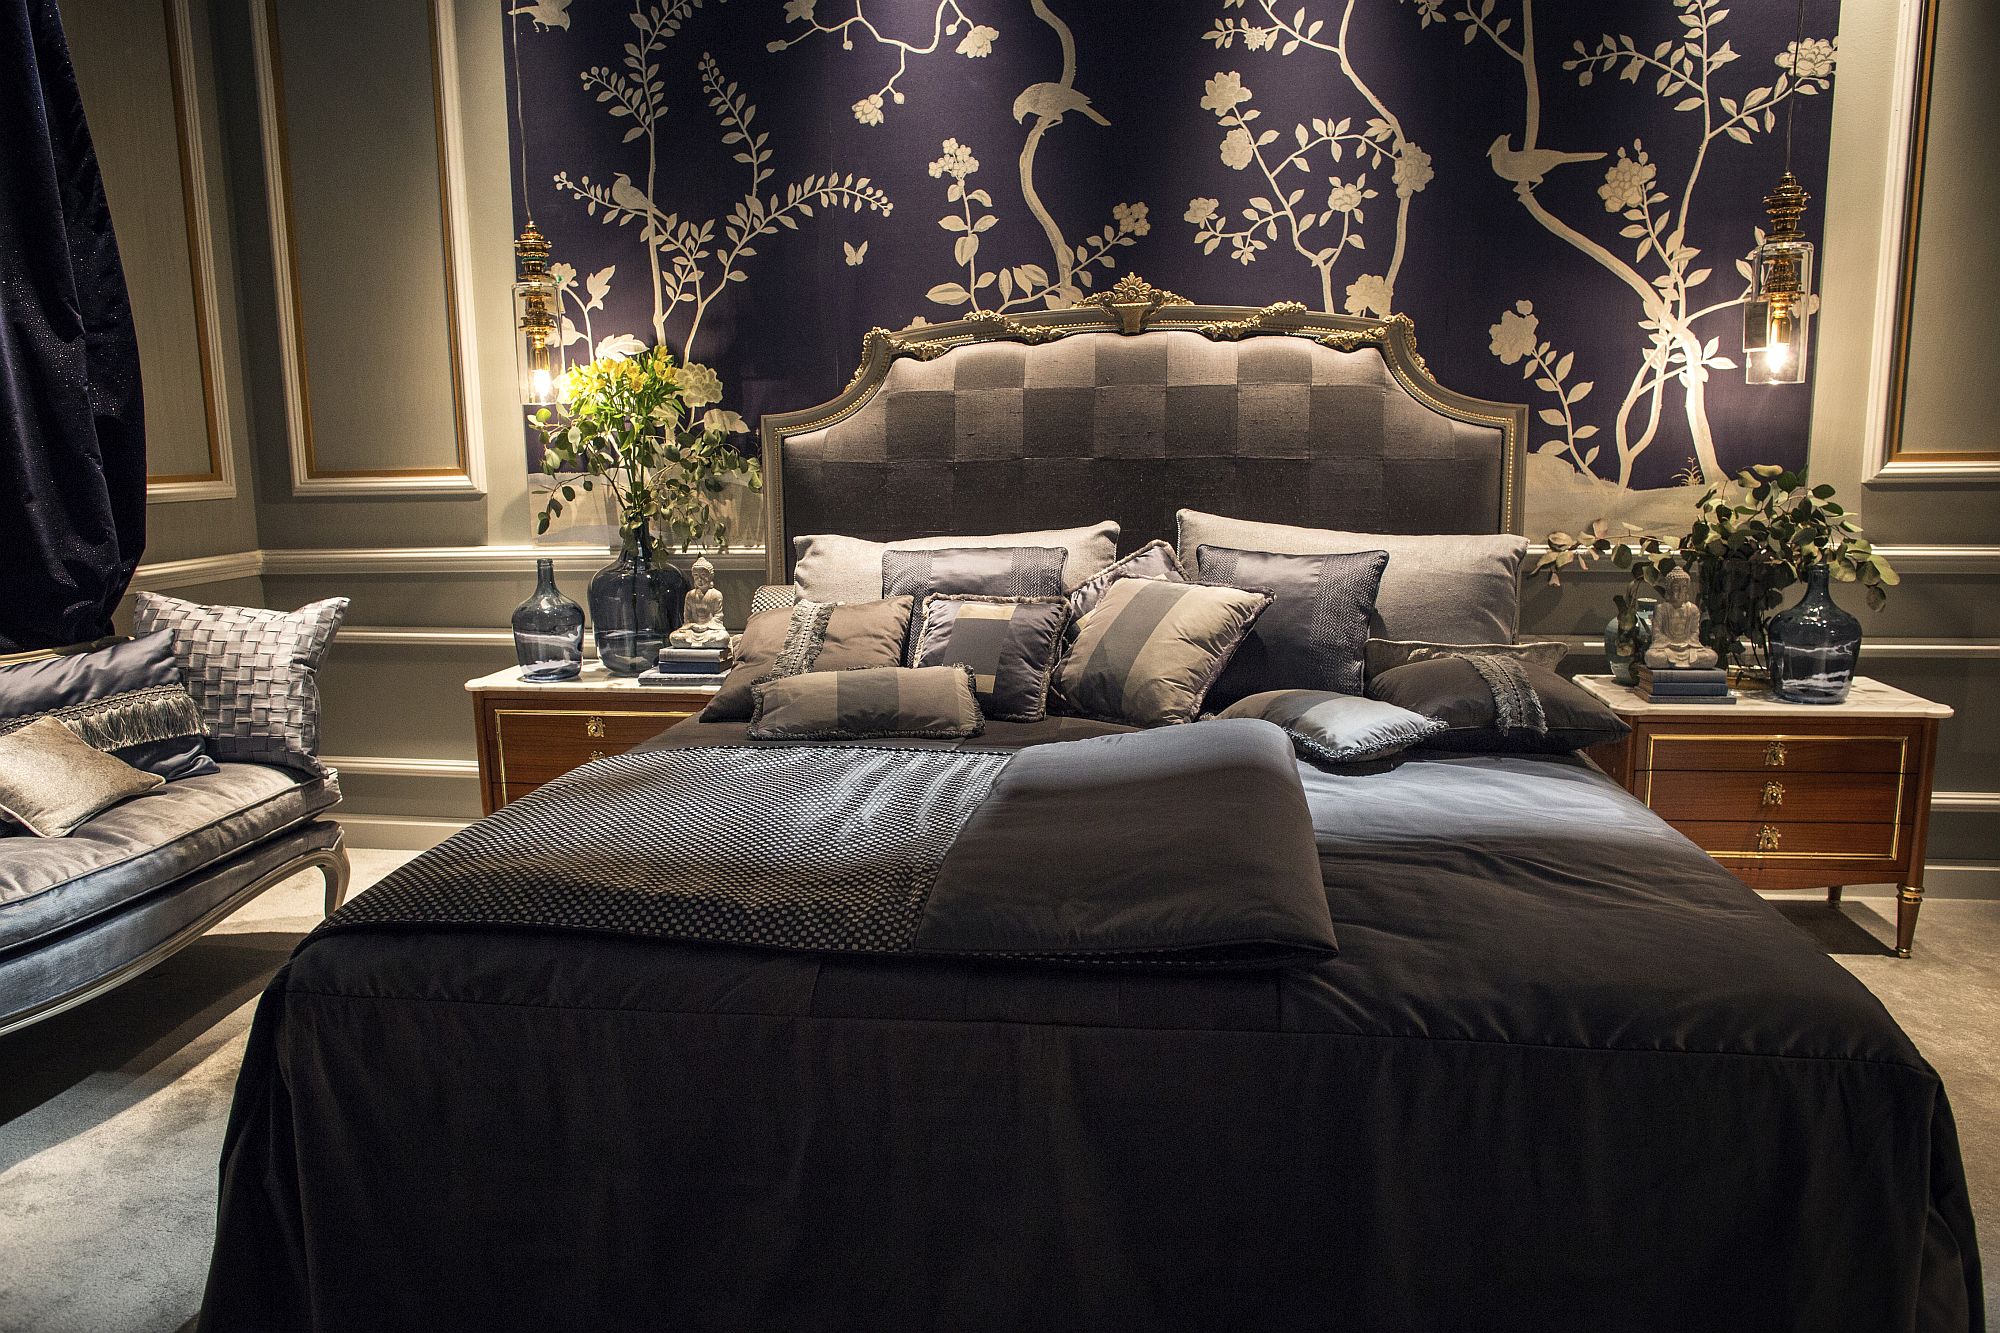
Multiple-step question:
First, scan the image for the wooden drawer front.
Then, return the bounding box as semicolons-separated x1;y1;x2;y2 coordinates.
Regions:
1671;819;1900;862
494;707;700;788
1644;769;1903;824
1644;732;1908;774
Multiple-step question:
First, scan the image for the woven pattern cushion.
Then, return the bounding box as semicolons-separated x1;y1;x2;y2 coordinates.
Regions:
1054;577;1270;728
1196;545;1387;705
792;523;1118;604
749;666;984;741
705;597;912;722
1177;510;1526;644
779;331;1506;555
0;631;214;780
0;718;164;837
912;595;1070;723
132;594;347;774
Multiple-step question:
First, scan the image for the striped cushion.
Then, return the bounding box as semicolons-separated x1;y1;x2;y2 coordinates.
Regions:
913;595;1069;723
1066;539;1186;621
748;666;984;741
1054;578;1271;728
1196;545;1387;705
705;597;912;721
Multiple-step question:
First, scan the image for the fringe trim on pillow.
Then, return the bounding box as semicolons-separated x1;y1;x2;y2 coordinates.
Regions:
771;600;836;680
0;684;206;750
1450;652;1546;735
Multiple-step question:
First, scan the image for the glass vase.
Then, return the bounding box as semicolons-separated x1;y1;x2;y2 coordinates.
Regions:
511;559;584;682
1766;564;1862;704
588;528;690;675
1603;598;1656;686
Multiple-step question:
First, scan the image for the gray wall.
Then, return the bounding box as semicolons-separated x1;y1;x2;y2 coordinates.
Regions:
64;0;1998;879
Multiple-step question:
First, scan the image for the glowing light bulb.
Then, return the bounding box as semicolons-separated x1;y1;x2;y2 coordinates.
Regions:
528;365;555;403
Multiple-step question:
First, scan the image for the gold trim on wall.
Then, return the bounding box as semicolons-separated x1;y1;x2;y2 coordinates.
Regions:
147;0;236;503
252;0;485;495
1874;0;2000;481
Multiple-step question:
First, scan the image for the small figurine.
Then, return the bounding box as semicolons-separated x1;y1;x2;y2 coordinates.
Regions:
668;555;730;649
1644;568;1719;670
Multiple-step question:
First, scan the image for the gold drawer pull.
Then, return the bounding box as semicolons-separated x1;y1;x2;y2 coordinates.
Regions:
588;749;607;762
1761;781;1785;807
1764;741;1787;768
585;715;606;739
1757;824;1782;851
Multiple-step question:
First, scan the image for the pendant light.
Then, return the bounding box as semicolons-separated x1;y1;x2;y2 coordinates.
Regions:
1743;0;1816;386
509;12;560;406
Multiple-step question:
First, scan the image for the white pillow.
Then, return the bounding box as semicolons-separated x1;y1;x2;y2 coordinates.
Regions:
792;522;1120;604
1175;510;1525;645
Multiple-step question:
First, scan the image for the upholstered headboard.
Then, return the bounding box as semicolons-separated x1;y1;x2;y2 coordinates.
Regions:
759;275;1528;584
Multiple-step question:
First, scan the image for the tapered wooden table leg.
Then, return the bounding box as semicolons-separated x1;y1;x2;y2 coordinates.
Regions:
1826;884;1842;906
1894;883;1923;959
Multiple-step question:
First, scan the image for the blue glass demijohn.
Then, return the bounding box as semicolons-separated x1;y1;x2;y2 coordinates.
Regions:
1766;564;1862;704
511;559;585;681
588;528;689;676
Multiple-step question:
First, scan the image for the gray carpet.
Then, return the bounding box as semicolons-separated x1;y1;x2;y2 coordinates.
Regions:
1;864;1994;1330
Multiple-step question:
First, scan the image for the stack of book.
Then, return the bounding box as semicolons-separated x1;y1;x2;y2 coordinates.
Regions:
638;646;727;689
1634;665;1732;705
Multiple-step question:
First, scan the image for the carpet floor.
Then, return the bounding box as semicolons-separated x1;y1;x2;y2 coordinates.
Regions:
1;859;1994;1331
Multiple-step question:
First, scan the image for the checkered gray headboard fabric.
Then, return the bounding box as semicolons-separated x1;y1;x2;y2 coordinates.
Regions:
778;330;1508;566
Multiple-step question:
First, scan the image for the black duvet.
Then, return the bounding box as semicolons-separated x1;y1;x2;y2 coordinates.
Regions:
199;721;1982;1333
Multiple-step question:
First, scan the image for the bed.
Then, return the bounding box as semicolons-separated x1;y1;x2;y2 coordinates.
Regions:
199;279;1980;1331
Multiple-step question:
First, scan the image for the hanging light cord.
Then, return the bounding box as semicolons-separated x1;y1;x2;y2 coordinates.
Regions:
511;12;533;225
1782;0;1808;173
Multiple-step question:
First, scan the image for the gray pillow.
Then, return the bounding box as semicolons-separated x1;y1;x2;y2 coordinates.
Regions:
1055;578;1271;728
1215;690;1447;766
132;593;348;774
1176;509;1527;644
792;521;1119;604
706;597;913;721
912;595;1070;723
0;630;215;780
881;546;1069;661
748;666;984;741
1365;638;1570;678
1196;545;1387;705
0;717;164;836
1066;539;1185;620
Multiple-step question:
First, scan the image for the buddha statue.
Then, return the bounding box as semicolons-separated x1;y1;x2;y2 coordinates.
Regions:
668;555;730;649
1644;568;1719;670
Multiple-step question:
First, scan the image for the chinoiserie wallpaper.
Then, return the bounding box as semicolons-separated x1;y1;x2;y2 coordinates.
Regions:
503;0;1840;538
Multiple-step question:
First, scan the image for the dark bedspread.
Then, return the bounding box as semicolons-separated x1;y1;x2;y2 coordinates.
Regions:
200;728;1982;1332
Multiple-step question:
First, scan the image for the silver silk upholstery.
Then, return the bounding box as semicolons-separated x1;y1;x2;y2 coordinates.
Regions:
775;330;1511;565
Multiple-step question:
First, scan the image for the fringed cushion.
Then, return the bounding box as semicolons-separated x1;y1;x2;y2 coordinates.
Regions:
1365;654;1628;754
0;630;214;780
748;666;984;741
705;596;913;722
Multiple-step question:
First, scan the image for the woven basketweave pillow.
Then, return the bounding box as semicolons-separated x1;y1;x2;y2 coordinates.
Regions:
132;593;348;774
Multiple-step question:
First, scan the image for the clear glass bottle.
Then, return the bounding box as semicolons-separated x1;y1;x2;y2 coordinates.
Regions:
587;528;689;676
1767;564;1862;704
511;559;584;681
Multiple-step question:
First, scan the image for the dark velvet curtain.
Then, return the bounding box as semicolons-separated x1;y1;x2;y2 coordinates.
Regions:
0;0;145;653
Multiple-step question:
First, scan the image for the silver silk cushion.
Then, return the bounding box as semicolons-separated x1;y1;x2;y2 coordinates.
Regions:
1176;510;1527;645
132;593;348;774
1195;545;1387;704
0;630;214;780
791;521;1119;604
1066;539;1186;620
912;595;1070;723
0;717;164;837
1215;690;1446;766
1054;577;1271;728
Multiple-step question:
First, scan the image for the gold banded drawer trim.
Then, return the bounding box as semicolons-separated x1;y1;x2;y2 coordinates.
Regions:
1642;769;1904;824
1642;732;1909;774
1671;819;1902;862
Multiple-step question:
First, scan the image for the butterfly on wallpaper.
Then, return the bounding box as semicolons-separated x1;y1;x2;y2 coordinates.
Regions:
843;241;868;268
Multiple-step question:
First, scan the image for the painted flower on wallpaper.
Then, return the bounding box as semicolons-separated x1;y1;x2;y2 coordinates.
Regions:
1185;197;1220;225
550;5;893;363
769;0;989;124
776;0;1146;313
1188;3;1429;316
1436;0;1836;512
921;135;1147;312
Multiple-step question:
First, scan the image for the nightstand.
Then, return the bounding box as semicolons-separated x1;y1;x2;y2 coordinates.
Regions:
466;665;718;814
1577;675;1952;957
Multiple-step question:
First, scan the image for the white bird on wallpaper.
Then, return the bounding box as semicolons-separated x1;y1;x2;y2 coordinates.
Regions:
1486;135;1605;188
610;173;659;222
508;0;569;31
1011;83;1110;127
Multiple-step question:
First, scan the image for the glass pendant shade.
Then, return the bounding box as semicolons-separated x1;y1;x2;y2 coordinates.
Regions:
513;221;561;406
1743;173;1814;386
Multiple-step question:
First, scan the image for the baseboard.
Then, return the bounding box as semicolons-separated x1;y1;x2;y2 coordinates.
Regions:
329;813;469;852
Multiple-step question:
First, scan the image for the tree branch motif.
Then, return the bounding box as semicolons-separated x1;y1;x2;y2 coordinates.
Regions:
766;0;993;127
1437;0;1835;486
545;0;893;361
1186;0;1431;317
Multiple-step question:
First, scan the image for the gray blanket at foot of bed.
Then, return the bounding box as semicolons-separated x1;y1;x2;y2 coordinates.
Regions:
315;717;1336;968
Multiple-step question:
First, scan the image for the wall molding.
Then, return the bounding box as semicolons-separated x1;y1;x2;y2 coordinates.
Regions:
1932;791;2000;813
336;626;515;648
323;754;479;779
147;0;238;505
127;550;265;592
1526;544;2000;574
260;545;770;576
1554;635;2000;661
251;0;486;497
329;812;471;852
